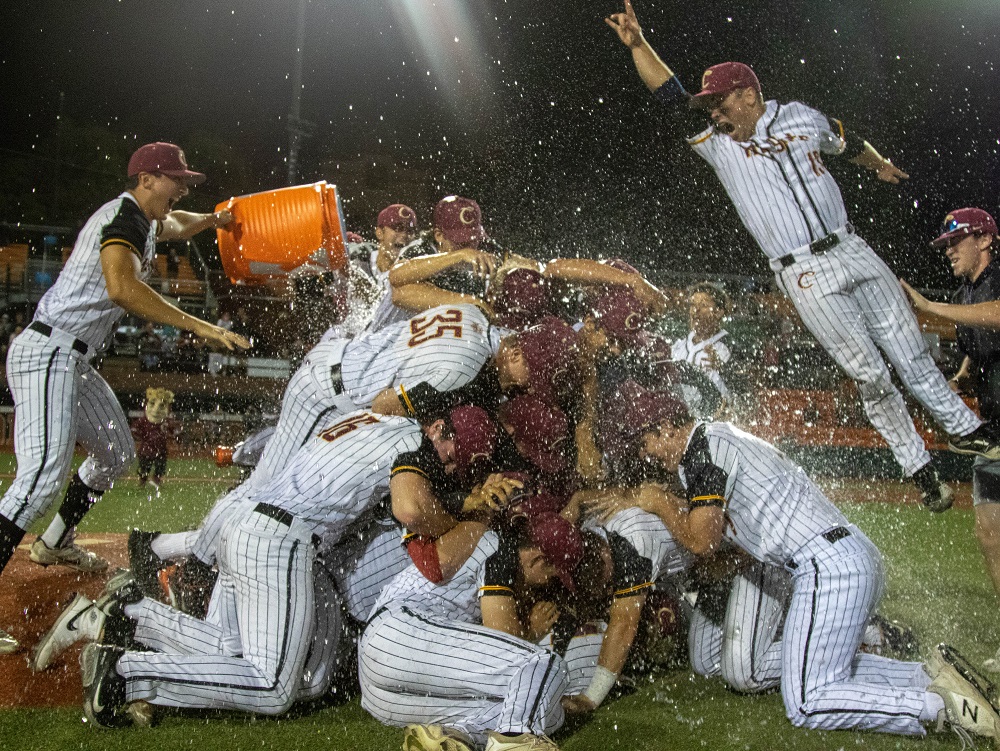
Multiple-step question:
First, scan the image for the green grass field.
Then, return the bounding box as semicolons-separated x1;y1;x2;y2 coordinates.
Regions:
0;456;997;750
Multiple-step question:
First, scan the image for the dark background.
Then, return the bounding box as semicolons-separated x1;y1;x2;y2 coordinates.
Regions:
1;0;998;286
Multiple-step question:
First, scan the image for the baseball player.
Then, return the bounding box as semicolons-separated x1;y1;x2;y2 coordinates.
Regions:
904;208;1000;671
606;0;1000;511
670;282;732;399
52;406;494;726
612;382;1000;741
0;142;248;655
359;512;583;751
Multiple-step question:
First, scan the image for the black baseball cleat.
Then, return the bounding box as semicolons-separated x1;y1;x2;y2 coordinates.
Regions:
948;424;1000;461
127;530;163;598
80;644;130;728
869;614;920;660
911;463;954;513
95;580;143;649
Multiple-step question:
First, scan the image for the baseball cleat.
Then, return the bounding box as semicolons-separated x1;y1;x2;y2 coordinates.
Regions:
0;626;18;654
80;643;131;728
910;464;954;513
948;424;1000;461
103;568;135;597
127;530;163;598
484;732;560;751
30;592;94;671
928;644;1000;742
403;724;475;751
29;538;109;573
866;614;920;660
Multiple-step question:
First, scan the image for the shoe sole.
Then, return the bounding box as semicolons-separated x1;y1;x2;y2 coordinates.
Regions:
30;593;92;672
947;443;1000;461
403;725;473;751
0;639;18;655
29;549;109;573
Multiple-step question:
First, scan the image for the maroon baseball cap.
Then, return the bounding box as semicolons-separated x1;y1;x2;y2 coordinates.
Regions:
128;142;206;184
345;231;365;244
498;394;571;473
493;269;551;331
377;204;418;232
433;196;486;247
931;208;998;248
517;316;581;404
588;287;648;349
617;381;691;441
690;62;761;109
525;512;583;592
450;405;497;478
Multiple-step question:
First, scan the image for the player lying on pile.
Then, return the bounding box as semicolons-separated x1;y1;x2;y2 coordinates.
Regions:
31;405;497;729
589;381;1000;743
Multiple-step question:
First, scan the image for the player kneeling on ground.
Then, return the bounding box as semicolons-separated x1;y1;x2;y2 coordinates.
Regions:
608;382;1000;743
359;512;583;751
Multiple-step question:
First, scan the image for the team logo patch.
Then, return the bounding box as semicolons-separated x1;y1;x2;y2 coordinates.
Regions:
702;69;713;87
797;271;816;289
624;312;642;330
459;207;476;225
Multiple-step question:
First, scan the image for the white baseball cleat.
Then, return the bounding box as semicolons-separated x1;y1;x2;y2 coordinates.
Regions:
403;724;475;751
484;732;560;751
927;644;1000;743
29;539;108;573
30;593;94;671
0;627;18;654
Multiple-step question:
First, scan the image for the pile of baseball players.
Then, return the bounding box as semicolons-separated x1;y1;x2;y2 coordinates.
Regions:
5;2;1000;748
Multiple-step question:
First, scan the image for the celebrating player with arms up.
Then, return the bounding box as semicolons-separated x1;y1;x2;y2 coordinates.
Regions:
0;142;249;654
605;0;1000;511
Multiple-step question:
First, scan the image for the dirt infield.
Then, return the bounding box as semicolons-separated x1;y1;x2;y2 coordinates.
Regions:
0;534;127;709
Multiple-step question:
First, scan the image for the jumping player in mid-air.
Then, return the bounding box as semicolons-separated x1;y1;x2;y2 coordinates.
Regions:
0;142;249;655
605;0;1000;511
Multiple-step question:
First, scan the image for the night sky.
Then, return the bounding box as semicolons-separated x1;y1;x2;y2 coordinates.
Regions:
2;0;999;287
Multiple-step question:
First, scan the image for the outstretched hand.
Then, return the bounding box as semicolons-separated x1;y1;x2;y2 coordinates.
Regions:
605;0;644;48
875;160;909;185
899;278;930;313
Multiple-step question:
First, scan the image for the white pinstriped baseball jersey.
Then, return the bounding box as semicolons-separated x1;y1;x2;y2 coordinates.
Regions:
688;100;848;260
677;422;847;565
35;193;157;352
670;331;731;397
373;531;501;622
341;303;501;409
594;507;694;587
249;411;423;541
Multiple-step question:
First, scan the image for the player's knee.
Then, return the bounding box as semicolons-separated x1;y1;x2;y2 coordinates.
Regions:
856;374;895;403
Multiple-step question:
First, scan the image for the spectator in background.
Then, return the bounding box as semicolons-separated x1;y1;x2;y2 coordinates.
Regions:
138;322;162;372
216;310;233;331
671;282;733;399
208;311;235;375
131;387;179;492
166;246;180;279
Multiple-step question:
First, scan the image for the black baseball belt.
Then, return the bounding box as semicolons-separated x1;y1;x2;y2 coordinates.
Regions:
253;502;321;547
28;321;89;355
776;223;855;269
785;526;851;570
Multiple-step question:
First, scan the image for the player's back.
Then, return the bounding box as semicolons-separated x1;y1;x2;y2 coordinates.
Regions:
372;531;500;622
686;422;848;566
341;303;496;406
253;411;423;542
600;507;694;581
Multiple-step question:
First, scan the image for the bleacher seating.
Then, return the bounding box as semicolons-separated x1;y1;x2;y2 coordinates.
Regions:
0;245;28;290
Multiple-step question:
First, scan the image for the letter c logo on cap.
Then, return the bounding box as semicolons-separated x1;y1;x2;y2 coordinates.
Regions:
459;207;476;225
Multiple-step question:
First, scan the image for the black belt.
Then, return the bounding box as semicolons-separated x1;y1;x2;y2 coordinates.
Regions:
777;224;854;269
29;322;89;355
786;526;851;570
253;502;321;546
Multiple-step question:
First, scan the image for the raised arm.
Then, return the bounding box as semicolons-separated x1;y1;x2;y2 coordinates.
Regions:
605;0;674;92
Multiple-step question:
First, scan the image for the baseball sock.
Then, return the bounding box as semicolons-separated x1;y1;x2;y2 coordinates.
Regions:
150;531;197;560
40;476;104;549
0;514;27;575
921;692;945;723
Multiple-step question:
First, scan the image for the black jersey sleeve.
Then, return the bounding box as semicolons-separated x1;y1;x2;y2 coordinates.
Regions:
680;425;729;509
480;537;520;597
100;200;151;258
608;532;654;599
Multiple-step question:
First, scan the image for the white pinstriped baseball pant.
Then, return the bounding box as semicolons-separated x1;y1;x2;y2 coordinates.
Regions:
0;330;134;529
360;606;567;744
781;527;930;735
688;561;788;693
777;235;980;476
120;506;316;715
